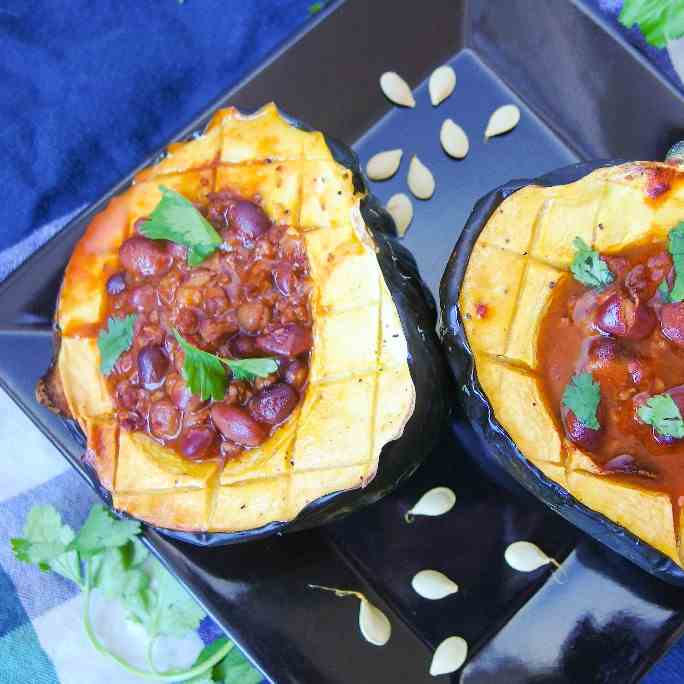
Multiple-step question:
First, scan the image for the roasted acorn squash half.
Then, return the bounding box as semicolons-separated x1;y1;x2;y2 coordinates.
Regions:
39;103;447;544
441;158;684;584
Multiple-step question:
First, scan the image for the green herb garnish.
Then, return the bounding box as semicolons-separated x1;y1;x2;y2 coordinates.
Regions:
140;186;222;267
308;1;324;14
97;313;137;375
11;503;260;682
619;0;684;48
174;330;278;401
637;393;684;438
561;372;601;430
570;237;614;290
657;222;684;303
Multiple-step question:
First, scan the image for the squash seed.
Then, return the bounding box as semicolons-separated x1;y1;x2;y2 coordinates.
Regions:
407;155;435;199
504;541;560;572
430;636;468;676
429;65;456;106
308;584;391;646
380;72;416;108
485;104;521;139
386;193;413;237
440;119;469;159
411;570;459;600
366;149;403;181
405;486;455;522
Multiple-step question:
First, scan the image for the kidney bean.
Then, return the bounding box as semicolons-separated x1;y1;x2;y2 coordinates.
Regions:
149;399;181;439
281;357;309;389
166;242;188;260
660;302;684;347
137;345;169;390
624;264;648;299
563;409;603;451
272;263;294;296
114;350;134;375
137;324;164;348
603;454;656;479
120;410;145;432
220;441;244;460
116;382;139;410
119;236;173;278
176;307;199;335
203;287;229;316
165;373;203;412
199;317;239;344
106;272;127;295
130;284;157;312
180;427;217;460
229;201;270;240
210;404;266;446
237;302;271;333
248;383;298;425
255;323;312;357
229;334;258;358
595;292;656;340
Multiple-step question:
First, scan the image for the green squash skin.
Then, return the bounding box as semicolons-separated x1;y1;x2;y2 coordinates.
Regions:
438;160;684;586
59;112;450;547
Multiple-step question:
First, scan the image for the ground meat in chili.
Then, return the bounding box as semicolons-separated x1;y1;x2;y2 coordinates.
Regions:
102;192;312;462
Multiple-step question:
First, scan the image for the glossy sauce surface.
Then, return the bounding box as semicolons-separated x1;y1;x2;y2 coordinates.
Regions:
538;242;684;502
101;192;313;462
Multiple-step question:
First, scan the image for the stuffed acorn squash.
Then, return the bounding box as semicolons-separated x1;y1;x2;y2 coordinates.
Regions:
445;160;684;575
39;103;425;536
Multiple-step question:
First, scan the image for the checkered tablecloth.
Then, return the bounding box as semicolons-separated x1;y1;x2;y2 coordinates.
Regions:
2;1;684;683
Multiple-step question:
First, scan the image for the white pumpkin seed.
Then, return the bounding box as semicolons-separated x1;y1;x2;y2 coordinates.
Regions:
407;156;435;200
411;570;459;600
405;487;455;522
386;193;413;237
504;541;560;572
440;119;469;159
359;598;392;646
380;72;416;108
366;149;403;181
485;104;521;139
429;65;456;106
308;584;391;647
430;636;468;676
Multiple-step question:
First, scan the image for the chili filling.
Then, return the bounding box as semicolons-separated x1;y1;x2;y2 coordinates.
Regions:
100;193;312;462
537;240;684;502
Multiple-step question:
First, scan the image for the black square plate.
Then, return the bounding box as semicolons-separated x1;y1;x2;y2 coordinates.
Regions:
4;1;684;682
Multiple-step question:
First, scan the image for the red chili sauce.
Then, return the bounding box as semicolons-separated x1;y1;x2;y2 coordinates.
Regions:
101;193;312;462
537;241;684;502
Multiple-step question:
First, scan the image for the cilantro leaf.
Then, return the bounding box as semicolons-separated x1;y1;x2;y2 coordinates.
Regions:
570;237;614;289
11;505;81;585
213;644;262;684
67;505;140;557
309;2;324;14
620;0;684;48
140;186;222;266
174;330;277;400
638;393;684;438
659;222;684;303
97;314;136;375
562;372;601;430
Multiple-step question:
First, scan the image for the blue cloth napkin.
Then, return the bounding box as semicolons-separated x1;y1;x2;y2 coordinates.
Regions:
1;1;684;682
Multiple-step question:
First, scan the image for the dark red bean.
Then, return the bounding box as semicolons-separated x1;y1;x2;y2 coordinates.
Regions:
137;345;169;390
106;272;127;295
584;337;621;371
116;382;139;410
603;454;657;479
281;358;308;389
180;427;217;460
595;292;656;340
237;302;271;333
228;201;270;240
255;323;313;357
149;400;181;439
229;334;259;358
130;284;157;312
624;264;648;299
272;264;294;296
248;383;298;425
220;441;244;460
176;308;199;335
660;302;684;346
199;317;239;345
120;411;145;432
564;409;603;451
119;236;173;278
210;404;267;447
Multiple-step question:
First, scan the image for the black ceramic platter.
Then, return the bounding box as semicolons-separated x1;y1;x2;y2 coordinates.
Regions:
3;1;684;682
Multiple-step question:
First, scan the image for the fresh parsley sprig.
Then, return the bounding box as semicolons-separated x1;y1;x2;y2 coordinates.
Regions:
174;330;278;401
657;222;684;303
98;314;137;375
140;186;222;267
620;0;684;48
11;503;260;683
562;372;601;430
570;237;614;290
638;393;684;439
